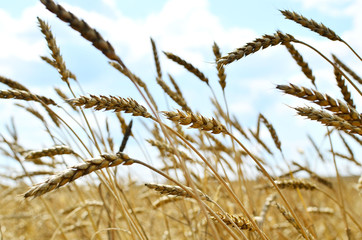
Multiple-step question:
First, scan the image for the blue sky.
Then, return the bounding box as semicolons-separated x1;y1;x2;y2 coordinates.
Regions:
0;0;361;178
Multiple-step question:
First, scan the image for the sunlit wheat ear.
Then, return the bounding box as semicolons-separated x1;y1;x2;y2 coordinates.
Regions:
0;89;57;106
211;212;254;231
162;110;228;134
283;41;315;86
24;153;133;198
294;107;362;136
67;95;153;118
217;31;295;65
280;10;342;41
332;54;362;85
163;52;209;85
0;76;29;92
40;0;123;64
277;84;362;126
145;183;211;202
24;145;76;160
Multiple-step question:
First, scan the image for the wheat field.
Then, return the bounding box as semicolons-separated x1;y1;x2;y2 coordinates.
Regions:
0;1;361;239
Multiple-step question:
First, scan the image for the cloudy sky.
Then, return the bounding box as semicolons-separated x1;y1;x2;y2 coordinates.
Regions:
0;0;361;178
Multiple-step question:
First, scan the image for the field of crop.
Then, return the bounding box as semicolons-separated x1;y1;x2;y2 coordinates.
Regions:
0;1;361;239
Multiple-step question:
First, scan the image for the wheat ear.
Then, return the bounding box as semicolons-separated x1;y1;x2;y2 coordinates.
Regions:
334;66;355;108
295;107;362;135
283;41;315;86
211;212;254;231
217;31;295;65
0;89;57;105
145;183;211;202
40;0;123;66
24;145;76;159
0;75;29;92
163;110;227;134
163;52;209;85
274;202;315;240
259;114;282;152
332;54;362;85
280;10;341;41
24;153;133;198
212;42;227;90
67;95;152;118
277;84;361;126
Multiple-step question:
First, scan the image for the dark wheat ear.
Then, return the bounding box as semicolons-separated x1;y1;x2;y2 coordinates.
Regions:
280;10;342;42
40;0;124;66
